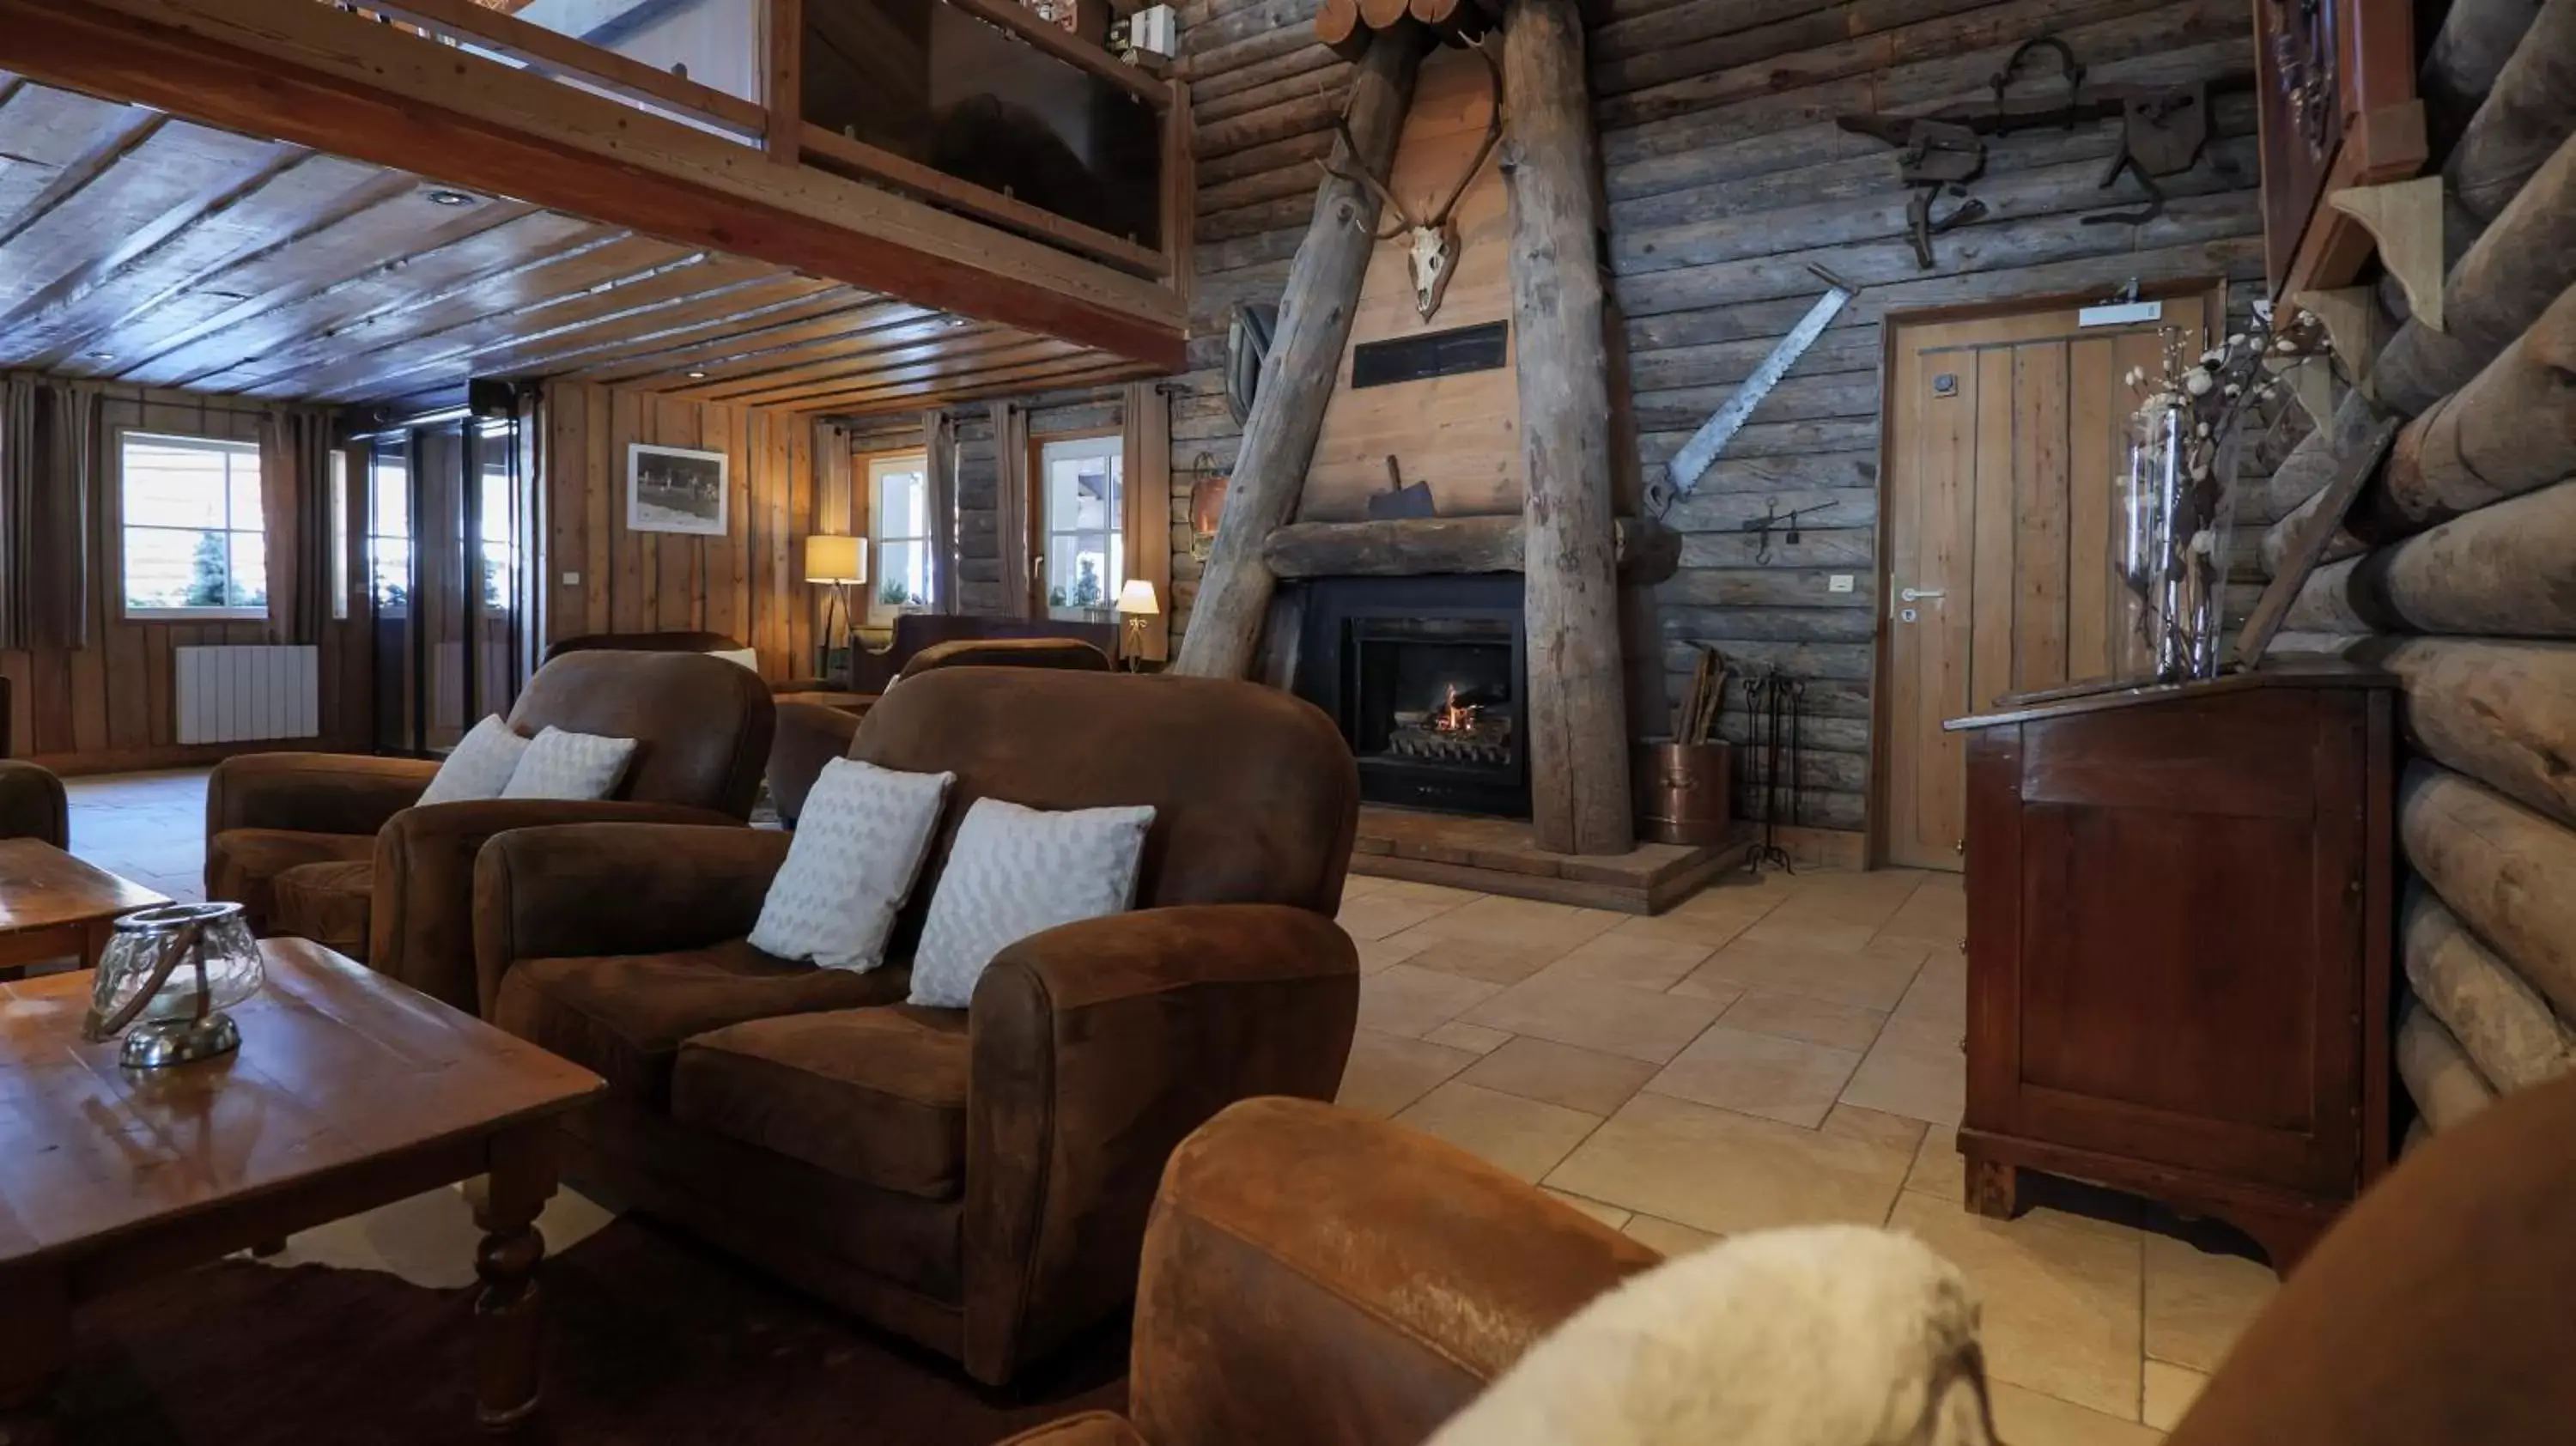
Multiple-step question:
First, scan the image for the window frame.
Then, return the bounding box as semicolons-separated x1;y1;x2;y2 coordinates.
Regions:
116;427;270;623
864;447;934;625
1029;428;1125;619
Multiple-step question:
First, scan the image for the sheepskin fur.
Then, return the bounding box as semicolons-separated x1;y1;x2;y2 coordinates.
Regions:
1426;1226;1995;1446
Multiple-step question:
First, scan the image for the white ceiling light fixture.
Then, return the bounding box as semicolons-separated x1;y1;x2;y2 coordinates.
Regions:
426;189;477;207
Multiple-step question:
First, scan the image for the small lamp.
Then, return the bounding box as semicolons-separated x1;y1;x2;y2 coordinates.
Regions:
805;535;866;683
1115;579;1158;672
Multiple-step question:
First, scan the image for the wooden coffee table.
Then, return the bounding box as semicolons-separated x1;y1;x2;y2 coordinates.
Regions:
0;939;605;1430
0;839;169;974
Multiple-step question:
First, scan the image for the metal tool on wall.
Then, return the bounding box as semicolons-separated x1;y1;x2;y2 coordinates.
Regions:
1836;33;2251;268
1652;264;1860;513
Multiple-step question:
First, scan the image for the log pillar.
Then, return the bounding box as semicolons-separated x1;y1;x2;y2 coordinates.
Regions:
1503;0;1631;854
1172;25;1430;679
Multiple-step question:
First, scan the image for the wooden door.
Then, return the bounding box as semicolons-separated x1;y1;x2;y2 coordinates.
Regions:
1879;292;2219;870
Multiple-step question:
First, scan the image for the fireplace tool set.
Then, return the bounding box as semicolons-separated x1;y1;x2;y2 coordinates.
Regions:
1741;671;1805;873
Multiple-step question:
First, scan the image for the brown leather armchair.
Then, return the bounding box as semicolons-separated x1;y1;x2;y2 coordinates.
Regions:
1012;1077;2576;1446
1003;1097;1664;1446
205;651;774;1009
0;762;66;848
2;680;67;848
471;668;1362;1385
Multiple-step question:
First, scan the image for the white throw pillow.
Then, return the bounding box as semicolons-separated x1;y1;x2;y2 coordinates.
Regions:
417;714;531;805
907;798;1156;1009
749;758;954;971
500;726;639;801
707;647;761;673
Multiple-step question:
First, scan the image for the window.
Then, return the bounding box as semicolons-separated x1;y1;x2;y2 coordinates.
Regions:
328;449;350;621
868;451;933;623
369;440;410;614
120;432;266;618
479;428;516;613
1038;434;1122;615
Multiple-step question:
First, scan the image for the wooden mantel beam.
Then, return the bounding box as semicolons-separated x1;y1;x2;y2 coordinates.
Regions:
0;0;1186;371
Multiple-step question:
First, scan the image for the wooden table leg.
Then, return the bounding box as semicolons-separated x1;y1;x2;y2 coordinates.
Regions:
81;919;117;970
466;1125;559;1432
0;1265;70;1411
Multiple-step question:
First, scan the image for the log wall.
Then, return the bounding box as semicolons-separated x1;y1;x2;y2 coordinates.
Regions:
2256;5;2576;1139
1176;0;2269;842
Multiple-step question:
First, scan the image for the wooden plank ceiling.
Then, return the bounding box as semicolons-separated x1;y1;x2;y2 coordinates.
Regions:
0;72;1157;419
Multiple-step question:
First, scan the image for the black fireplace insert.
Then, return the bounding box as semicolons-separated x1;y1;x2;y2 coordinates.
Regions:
1291;574;1529;817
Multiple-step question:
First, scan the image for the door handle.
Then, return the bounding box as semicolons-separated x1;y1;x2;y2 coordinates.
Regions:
1900;586;1946;602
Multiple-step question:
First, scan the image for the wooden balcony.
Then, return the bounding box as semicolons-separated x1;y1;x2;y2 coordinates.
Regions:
0;0;1189;380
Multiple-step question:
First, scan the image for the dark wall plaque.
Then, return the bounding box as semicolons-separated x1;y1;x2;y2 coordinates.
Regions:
1351;321;1509;389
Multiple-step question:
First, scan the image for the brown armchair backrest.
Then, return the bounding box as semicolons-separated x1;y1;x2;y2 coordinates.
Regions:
539;630;747;666
851;669;1357;920
888;613;1116;659
506;652;775;818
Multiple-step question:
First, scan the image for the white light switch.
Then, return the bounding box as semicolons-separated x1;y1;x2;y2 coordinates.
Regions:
561;571;581;586
1827;574;1855;593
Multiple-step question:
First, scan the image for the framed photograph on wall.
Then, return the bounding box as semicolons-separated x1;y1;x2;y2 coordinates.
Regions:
626;442;729;537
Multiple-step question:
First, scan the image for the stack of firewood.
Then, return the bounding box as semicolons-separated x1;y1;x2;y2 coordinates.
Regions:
1669;645;1728;744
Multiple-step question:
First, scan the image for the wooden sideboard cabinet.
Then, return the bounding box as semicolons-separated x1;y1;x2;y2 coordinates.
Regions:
1946;663;2397;1273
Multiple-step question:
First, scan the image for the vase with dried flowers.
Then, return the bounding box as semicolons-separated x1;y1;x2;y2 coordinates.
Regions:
2113;311;2330;681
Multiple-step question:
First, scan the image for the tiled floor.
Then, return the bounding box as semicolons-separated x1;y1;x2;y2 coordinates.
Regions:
52;771;2276;1441
1335;866;2281;1443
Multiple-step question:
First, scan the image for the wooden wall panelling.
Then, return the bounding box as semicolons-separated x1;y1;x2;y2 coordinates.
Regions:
540;380;827;679
1124;382;1175;659
1303;42;1519;521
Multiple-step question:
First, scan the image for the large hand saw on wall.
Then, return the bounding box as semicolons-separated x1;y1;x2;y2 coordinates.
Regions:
1649;264;1859;514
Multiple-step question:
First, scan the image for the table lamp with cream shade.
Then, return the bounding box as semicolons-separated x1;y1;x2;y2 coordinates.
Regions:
805;534;866;683
1115;578;1158;671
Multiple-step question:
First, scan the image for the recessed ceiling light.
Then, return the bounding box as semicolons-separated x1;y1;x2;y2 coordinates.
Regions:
945;317;969;329
686;369;708;380
425;189;477;207
83;350;113;362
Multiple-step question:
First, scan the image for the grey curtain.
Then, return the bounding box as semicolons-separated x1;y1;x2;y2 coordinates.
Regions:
0;373;95;652
923;408;958;615
258;407;336;645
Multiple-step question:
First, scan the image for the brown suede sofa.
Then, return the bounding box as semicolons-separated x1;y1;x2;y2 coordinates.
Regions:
767;635;1113;826
1011;1077;2576;1446
471;668;1361;1385
204;651;773;1008
841;614;1116;692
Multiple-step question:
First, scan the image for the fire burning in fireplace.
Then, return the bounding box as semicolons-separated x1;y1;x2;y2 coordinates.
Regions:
1431;684;1479;733
1388;682;1515;764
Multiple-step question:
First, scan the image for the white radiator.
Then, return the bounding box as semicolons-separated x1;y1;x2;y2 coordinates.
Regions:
176;646;319;744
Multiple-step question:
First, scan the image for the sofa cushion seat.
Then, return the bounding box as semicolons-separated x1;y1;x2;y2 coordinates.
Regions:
673;1005;971;1200
207;828;376;933
491;940;908;1104
270;859;375;961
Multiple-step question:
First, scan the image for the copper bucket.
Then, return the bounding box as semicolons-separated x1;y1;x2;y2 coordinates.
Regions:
1633;740;1733;846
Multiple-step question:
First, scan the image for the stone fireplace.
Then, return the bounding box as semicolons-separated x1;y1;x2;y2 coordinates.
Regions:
1290;574;1529;818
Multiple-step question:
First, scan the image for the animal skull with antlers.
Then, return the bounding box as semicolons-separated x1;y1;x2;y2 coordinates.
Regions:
1319;43;1504;323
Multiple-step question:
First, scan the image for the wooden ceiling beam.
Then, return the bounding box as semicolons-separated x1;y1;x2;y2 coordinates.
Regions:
572;295;938;386
101;191;557;386
696;328;1059;407
0;0;1187;370
404;280;868;387
732;337;1090;409
813;355;1163;416
600;307;988;394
